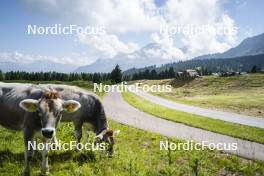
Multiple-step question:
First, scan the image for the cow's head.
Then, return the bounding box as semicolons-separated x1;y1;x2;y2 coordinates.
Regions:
95;129;120;158
19;91;81;139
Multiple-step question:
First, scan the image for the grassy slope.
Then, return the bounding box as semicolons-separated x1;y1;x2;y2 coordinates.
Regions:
137;74;264;118
1;121;264;176
122;91;264;144
1;80;264;175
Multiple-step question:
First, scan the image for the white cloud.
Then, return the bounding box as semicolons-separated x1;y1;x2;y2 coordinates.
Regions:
22;0;238;63
0;51;91;66
151;33;185;59
77;33;139;58
23;0;162;33
158;0;238;58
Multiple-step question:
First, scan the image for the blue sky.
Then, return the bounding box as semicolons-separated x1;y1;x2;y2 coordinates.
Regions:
0;0;263;66
0;1;86;56
223;0;264;38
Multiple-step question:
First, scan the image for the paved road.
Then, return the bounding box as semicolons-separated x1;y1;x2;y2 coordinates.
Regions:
103;90;264;161
129;88;264;129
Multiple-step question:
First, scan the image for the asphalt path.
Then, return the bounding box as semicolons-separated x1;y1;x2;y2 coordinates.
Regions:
103;90;264;161
130;88;264;129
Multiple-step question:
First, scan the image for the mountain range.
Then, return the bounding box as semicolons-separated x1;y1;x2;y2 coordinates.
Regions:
74;43;181;73
1;33;264;73
76;33;264;73
193;33;264;60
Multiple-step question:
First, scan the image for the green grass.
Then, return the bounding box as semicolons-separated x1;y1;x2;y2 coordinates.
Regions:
136;74;264;117
1;80;264;175
1;120;264;176
122;91;264;144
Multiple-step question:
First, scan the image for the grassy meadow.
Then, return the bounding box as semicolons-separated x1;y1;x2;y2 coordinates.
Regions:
135;73;264;118
122;91;264;144
0;80;264;175
1;120;264;176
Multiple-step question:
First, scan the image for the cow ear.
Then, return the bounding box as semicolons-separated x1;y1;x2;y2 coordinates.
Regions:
106;129;120;137
19;99;39;112
63;100;81;113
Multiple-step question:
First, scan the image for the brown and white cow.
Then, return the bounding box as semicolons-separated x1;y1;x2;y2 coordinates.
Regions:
38;84;119;158
0;83;81;175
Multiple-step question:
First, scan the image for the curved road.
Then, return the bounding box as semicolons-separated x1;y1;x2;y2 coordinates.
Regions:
130;88;264;129
103;90;264;161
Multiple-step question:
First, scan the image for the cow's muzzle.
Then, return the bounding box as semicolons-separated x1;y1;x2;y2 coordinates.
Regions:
41;128;55;139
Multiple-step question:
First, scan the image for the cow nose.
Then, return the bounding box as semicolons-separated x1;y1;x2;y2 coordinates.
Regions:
41;128;54;138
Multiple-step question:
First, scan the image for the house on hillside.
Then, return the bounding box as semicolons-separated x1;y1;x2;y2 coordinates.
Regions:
177;71;183;75
185;69;199;77
175;69;199;80
218;72;243;77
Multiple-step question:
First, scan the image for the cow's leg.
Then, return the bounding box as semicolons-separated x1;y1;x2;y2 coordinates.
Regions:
23;128;35;176
41;139;49;175
51;135;59;149
107;136;115;158
74;122;83;151
83;126;89;144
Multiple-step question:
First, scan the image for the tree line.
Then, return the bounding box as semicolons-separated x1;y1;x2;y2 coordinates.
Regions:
1;55;263;83
127;66;213;81
0;65;202;82
159;55;264;74
130;67;175;80
124;54;264;77
0;65;123;84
